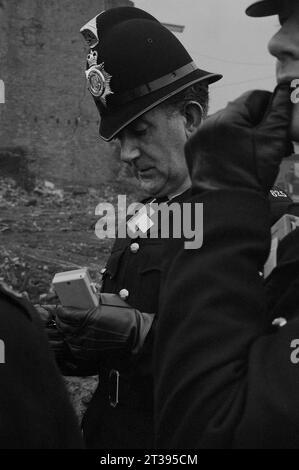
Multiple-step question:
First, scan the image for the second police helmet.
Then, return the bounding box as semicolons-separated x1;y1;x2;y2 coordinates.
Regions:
246;0;285;17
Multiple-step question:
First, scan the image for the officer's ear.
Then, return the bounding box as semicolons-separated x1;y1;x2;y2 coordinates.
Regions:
183;101;204;138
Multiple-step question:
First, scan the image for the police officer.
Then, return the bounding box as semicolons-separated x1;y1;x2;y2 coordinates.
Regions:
247;0;299;143
155;0;299;449
40;6;222;449
0;282;83;448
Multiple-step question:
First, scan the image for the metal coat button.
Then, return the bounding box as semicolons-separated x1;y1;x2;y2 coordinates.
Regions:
119;289;129;300
130;243;140;254
101;268;107;275
272;317;287;328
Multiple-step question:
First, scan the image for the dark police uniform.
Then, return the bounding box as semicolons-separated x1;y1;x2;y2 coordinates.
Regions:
82;191;191;449
0;283;83;449
76;5;221;449
155;188;299;449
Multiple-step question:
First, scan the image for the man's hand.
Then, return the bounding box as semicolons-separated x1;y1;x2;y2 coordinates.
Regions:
36;294;154;362
186;84;293;194
35;304;57;327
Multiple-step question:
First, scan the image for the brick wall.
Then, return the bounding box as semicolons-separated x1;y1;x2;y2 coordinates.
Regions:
0;0;134;187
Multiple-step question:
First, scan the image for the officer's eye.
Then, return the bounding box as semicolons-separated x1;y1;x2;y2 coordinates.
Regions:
132;127;147;137
278;7;293;26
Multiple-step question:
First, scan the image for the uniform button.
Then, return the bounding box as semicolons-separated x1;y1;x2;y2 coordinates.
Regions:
100;268;107;275
272;317;287;328
119;289;129;300
130;243;140;254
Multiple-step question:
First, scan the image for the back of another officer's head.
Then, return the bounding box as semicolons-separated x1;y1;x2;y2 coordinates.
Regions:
80;6;222;197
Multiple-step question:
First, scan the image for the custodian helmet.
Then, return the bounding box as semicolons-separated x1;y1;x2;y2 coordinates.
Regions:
80;7;222;141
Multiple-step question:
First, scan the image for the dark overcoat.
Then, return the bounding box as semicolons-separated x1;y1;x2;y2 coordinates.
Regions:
0;284;83;449
155;189;299;449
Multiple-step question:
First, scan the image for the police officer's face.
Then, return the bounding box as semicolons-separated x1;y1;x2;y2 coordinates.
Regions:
115;106;191;197
267;0;299;140
268;0;299;85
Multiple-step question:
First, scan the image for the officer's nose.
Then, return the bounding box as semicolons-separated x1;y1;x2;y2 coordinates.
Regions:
119;134;141;164
268;23;296;61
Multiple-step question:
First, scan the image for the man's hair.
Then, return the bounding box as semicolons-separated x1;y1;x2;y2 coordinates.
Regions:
162;82;209;119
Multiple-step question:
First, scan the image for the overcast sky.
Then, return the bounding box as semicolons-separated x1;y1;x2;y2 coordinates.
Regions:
134;0;278;113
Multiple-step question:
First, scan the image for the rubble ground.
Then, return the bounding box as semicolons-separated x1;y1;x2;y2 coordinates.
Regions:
0;176;138;422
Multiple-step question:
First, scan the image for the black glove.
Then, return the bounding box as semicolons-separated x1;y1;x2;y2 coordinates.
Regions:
35;304;80;374
186;85;293;194
38;295;154;366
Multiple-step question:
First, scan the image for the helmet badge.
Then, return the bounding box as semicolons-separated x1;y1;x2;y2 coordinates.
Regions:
85;50;113;106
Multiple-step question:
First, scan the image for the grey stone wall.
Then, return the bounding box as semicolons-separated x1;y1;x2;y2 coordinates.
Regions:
0;0;133;187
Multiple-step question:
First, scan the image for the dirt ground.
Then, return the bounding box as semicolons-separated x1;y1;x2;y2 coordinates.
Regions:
0;175;137;422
